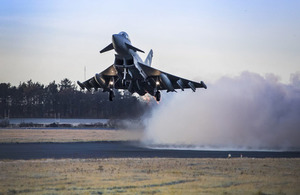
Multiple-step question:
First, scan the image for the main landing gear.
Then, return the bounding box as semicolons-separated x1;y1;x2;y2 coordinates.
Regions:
155;91;161;101
109;90;115;101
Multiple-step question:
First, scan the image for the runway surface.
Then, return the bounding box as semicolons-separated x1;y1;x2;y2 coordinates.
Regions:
0;141;299;159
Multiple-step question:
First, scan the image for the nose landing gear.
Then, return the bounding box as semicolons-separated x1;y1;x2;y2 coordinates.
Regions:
109;90;115;101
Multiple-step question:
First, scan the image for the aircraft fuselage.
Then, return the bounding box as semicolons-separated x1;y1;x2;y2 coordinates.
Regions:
111;32;148;95
77;31;207;101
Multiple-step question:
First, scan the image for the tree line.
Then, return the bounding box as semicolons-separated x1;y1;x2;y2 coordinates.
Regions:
0;79;154;119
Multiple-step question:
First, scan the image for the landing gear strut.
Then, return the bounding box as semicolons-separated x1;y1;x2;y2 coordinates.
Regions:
109;90;115;101
155;91;161;101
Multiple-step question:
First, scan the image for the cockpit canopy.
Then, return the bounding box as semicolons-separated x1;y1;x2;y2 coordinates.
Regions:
119;31;131;42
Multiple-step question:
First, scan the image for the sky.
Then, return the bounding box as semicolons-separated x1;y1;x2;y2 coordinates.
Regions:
0;0;299;86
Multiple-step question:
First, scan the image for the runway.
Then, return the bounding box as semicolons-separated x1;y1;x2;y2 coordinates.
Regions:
0;141;299;160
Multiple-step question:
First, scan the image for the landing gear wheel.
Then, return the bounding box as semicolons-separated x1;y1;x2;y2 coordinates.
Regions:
109;90;115;101
155;91;161;101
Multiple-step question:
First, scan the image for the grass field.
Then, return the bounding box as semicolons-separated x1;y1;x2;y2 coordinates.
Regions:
0;129;142;143
0;158;299;194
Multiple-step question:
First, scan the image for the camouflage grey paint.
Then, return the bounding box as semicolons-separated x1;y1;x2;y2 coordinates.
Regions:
77;32;207;101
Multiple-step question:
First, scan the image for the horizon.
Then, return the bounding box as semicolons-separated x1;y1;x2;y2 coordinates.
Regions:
0;0;299;86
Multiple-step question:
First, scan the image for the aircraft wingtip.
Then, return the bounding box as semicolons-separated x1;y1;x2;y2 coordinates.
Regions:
201;81;207;89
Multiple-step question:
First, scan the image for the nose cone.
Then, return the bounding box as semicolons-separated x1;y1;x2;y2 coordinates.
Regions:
112;34;127;55
112;34;122;45
112;34;117;43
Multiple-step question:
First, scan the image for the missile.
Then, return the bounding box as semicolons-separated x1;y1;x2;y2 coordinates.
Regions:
160;73;175;92
176;79;184;91
77;81;86;90
77;81;91;92
188;82;196;92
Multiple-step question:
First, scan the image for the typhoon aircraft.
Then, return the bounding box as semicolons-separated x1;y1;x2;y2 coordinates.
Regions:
77;31;207;101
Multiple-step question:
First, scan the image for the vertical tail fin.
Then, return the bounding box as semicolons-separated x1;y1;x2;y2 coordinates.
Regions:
144;49;153;66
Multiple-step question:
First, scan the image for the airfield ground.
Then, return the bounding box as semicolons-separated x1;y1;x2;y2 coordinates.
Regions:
0;129;299;194
0;129;142;143
0;158;299;194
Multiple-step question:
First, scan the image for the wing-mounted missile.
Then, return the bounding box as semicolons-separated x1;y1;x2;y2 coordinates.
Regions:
77;80;95;92
176;79;184;91
100;43;114;53
77;81;87;90
125;42;144;53
188;82;196;92
160;73;175;92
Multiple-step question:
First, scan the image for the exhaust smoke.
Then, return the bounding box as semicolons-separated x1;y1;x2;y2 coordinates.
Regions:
143;72;300;151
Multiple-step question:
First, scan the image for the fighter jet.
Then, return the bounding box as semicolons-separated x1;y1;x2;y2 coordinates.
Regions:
77;31;207;101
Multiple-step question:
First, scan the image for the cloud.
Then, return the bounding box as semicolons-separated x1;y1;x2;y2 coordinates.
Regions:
142;72;300;150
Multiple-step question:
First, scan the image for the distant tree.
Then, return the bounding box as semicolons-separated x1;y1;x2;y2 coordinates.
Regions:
0;83;11;118
0;79;154;119
44;81;59;117
0;83;11;98
59;78;76;91
15;80;44;117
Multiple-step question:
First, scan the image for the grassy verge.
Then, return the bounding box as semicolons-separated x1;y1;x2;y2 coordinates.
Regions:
0;129;142;143
0;158;299;194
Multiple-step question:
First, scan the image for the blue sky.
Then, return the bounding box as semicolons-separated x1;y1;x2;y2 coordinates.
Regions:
0;0;299;85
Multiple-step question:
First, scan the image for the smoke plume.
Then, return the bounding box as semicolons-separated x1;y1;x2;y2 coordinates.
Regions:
143;72;300;150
